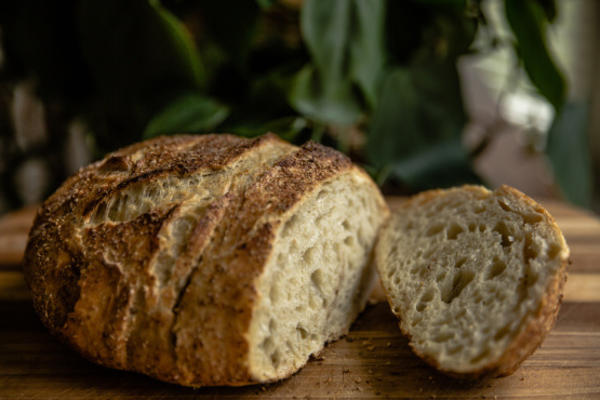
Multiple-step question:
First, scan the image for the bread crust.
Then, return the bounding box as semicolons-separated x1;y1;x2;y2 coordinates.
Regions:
24;133;387;387
376;185;569;379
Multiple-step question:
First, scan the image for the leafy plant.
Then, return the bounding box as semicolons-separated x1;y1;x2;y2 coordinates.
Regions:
0;0;588;209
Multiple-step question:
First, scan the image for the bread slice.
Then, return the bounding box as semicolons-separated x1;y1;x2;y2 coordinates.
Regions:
24;133;389;387
375;185;569;378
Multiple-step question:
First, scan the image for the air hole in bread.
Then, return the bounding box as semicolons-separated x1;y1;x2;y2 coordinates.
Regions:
468;223;476;232
526;264;539;286
418;265;432;279
494;323;511;341
261;337;274;351
454;257;467;269
310;269;324;294
442;270;474;304
548;243;561;259
281;215;298;238
493;221;514;247
270;350;281;367
447;345;462;355
108;198;119;220
422;288;435;301
289;240;299;253
523;213;543;224
523;235;538;261
315;214;325;226
470;348;490;364
303;247;317;264
426;224;444;237
344;236;354;246
417;288;435;309
447;223;464;240
296;325;309;339
486;257;507;280
342;220;351;230
433;332;454;343
99;155;129;172
93;202;107;223
497;199;513;213
317;190;327;201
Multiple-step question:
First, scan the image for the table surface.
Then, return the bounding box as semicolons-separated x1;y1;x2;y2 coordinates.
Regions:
1;198;599;399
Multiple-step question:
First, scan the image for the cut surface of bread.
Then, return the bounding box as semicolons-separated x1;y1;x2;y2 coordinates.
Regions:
376;185;569;377
248;172;382;381
24;133;389;387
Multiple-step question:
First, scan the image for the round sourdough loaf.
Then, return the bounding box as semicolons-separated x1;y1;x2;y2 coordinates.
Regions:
24;133;389;387
376;185;569;378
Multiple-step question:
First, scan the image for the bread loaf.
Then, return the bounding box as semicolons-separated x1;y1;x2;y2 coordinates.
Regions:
24;133;389;387
376;185;569;378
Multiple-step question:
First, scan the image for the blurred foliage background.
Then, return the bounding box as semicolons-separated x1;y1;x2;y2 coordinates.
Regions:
0;0;596;214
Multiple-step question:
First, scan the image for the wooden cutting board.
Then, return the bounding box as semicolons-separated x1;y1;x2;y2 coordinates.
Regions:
1;197;599;399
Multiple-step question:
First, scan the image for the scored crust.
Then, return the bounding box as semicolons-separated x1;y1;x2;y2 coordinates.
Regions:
376;185;569;378
24;133;388;387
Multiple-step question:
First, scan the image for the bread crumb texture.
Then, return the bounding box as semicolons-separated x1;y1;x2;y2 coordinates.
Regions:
23;133;389;387
376;185;569;377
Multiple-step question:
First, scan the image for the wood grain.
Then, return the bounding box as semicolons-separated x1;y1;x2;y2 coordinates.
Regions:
0;198;599;399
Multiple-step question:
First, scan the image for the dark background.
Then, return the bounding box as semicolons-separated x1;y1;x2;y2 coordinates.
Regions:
0;0;598;214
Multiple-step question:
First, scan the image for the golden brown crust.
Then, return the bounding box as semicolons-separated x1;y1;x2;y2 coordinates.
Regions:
378;184;569;379
23;133;382;387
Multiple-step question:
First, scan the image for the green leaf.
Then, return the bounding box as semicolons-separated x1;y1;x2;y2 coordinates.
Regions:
546;102;592;207
289;65;362;125
78;0;204;93
389;139;482;190
301;0;352;91
227;117;308;142
505;0;566;110
349;0;386;108
366;65;477;189
366;68;419;169
255;0;276;10
149;0;204;86
293;0;388;124
366;63;465;165
143;94;229;138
